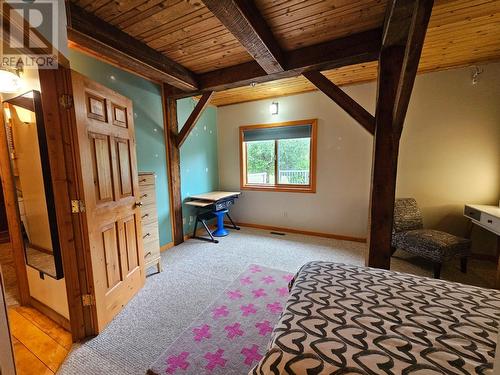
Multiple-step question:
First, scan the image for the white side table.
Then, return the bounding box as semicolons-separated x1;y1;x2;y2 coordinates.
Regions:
464;204;500;288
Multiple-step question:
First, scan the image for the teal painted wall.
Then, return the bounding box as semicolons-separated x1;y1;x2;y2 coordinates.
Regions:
67;49;219;244
177;98;219;234
68;49;172;245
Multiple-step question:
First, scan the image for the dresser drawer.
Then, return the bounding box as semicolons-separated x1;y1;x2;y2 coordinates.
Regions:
480;213;500;235
138;173;155;186
140;203;156;215
138;188;156;206
144;246;160;264
142;221;159;241
464;205;482;221
140;207;158;226
144;235;160;255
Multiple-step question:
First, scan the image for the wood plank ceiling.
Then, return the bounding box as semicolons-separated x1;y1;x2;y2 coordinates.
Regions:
71;0;500;106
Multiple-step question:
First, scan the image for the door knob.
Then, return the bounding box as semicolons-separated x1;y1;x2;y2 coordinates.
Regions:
135;201;143;207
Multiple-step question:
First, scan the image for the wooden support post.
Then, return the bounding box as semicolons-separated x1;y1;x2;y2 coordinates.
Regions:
366;0;433;269
176;91;214;147
163;85;184;245
366;47;405;269
303;71;375;135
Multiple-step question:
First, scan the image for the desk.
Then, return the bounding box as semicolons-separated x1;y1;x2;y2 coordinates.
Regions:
186;191;241;243
464;204;500;288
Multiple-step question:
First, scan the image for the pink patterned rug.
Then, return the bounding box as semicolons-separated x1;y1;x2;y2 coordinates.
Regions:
148;264;293;375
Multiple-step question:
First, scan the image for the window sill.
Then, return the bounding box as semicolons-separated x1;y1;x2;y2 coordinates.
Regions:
241;184;316;193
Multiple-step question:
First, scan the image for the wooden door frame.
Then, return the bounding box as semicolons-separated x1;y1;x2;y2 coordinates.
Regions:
0;5;91;340
0;65;92;341
37;66;93;340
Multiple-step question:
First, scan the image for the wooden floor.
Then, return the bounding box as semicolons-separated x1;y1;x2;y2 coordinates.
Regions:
8;305;72;374
0;242;20;306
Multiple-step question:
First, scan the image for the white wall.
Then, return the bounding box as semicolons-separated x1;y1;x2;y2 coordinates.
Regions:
217;64;500;252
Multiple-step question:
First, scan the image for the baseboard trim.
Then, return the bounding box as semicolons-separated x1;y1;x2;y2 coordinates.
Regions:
29;297;71;331
160;242;174;252
225;221;366;243
161;227;217;250
165;224;365;247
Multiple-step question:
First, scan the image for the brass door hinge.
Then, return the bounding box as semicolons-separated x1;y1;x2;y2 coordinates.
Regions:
71;199;86;213
59;94;73;109
82;294;95;307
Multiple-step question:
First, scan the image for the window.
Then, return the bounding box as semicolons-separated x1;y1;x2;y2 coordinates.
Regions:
239;119;317;193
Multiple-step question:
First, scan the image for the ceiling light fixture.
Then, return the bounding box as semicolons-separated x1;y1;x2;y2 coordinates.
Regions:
270;101;279;115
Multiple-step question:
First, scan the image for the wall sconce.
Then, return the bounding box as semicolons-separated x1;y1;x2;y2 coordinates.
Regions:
270;101;279;115
0;68;22;93
471;66;483;85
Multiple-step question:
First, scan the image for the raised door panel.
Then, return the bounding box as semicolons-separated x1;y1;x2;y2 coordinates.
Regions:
100;223;122;293
86;93;107;122
122;215;140;275
116;139;133;199
112;104;128;128
89;133;114;204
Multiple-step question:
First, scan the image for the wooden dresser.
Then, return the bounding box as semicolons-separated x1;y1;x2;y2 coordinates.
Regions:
138;172;162;273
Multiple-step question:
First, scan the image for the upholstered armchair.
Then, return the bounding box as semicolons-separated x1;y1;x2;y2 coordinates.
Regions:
391;198;471;279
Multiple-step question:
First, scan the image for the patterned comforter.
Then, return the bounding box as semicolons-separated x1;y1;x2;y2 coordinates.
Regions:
251;261;500;374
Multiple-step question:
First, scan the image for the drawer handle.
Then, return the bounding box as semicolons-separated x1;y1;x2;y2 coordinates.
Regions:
142;213;149;219
143;232;151;239
488;219;493;224
140;178;147;183
141;193;148;199
145;251;151;257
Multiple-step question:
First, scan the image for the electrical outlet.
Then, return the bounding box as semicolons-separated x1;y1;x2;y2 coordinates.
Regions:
182;217;186;225
282;211;288;218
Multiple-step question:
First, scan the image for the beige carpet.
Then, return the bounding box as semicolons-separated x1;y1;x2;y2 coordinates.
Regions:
58;227;496;375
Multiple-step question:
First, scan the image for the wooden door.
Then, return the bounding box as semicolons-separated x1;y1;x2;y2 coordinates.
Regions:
71;71;144;333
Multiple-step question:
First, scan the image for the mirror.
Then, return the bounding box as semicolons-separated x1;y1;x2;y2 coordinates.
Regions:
2;90;63;279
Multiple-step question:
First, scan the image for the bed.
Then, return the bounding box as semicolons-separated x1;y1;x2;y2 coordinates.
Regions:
251;261;500;374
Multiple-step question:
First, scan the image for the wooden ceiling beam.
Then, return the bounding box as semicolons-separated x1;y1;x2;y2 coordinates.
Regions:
176;91;215;148
67;3;198;91
303;71;375;135
393;0;434;136
197;28;382;92
201;0;284;74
